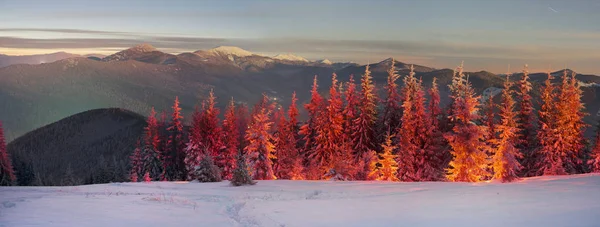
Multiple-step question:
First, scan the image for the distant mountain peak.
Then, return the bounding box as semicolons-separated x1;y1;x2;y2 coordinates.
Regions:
273;53;308;62
207;46;253;57
128;44;157;53
317;59;332;64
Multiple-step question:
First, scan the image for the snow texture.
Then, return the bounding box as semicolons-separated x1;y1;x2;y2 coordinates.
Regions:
1;174;600;227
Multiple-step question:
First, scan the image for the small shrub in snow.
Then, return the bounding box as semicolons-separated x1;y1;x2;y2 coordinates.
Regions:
190;155;222;183
231;154;256;186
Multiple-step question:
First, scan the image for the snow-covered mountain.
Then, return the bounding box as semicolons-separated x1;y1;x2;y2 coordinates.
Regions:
205;46;254;57
273;53;309;62
317;59;333;64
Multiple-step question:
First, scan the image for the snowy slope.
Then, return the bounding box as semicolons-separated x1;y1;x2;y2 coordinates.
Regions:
207;46;254;57
2;174;600;227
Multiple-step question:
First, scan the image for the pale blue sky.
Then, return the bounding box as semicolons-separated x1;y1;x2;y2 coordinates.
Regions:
1;0;599;73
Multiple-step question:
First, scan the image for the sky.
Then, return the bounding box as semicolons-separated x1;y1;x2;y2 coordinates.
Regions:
1;0;599;74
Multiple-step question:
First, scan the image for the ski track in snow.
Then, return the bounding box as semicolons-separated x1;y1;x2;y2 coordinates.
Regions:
1;174;600;227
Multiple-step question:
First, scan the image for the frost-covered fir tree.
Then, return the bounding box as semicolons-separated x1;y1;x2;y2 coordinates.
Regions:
166;97;186;180
516;65;539;177
377;134;399;181
0;121;16;186
427;78;448;180
299;76;325;180
221;98;240;180
190;154;222;182
142;108;163;181
562;71;588;173
491;74;522;182
352;65;378;163
588;121;600;173
445;63;490;182
231;153;256;186
245;94;276;180
129;140;142;182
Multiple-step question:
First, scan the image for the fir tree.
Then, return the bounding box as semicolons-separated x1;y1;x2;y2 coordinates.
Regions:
516;65;539;177
588;122;600;173
382;59;403;135
221;98;240;180
343;75;360;146
200;90;223;159
184;106;204;180
245;94;276;180
143;171;151;182
537;71;563;175
166;96;186;180
299;76;325;179
129;139;142;182
352;65;378;163
157;110;169;180
231;153;256;186
562;71;588;173
427;78;448;180
377;133;399;181
491;74;522;182
274;92;304;180
312;74;345;178
484;96;496;142
142;108;163;181
445;64;490;182
0;121;16;186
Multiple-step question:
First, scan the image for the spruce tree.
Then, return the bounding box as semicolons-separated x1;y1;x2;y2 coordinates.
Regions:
312;74;345;178
0;121;16;186
382;59;402;135
166;97;186;180
427;78;447;180
299;76;325;179
274;92;304;180
377;134;399;181
245;94;276;180
231;153;256;186
352;65;378;163
537;71;563;175
516;65;539;176
184;106;203;180
200;90;223;159
445;64;490;182
191;154;222;182
491;75;522;182
143;108;163;181
129;139;142;182
588;122;600;173
221;98;240;180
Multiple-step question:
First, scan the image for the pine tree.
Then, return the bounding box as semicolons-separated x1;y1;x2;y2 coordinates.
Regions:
352;65;378;163
221;98;240;180
166;97;186;180
231;153;256;186
129;139;142;182
245;94;276;180
588;122;600;172
382;59;402;134
0;121;16;186
377;134;399;181
516;65;539;177
445;64;490;182
274;92;304;180
142;108;163;181
491;74;522;182
299;76;325;179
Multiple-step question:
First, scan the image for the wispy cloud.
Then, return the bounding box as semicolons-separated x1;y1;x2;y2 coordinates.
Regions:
548;6;559;13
